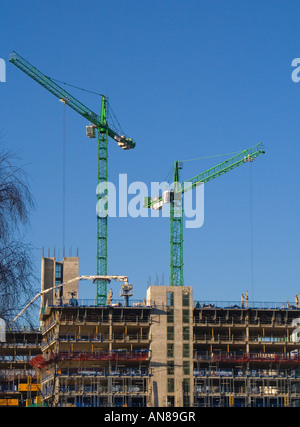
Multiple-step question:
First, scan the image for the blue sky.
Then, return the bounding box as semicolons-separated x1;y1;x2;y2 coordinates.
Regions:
1;0;300;304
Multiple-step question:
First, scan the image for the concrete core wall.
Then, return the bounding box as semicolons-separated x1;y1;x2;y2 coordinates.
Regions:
147;286;193;407
40;257;79;309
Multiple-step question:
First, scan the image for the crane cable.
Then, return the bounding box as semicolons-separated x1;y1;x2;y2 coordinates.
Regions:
161;150;242;185
178;150;242;163
62;103;66;252
249;162;255;301
50;76;105;98
53;76;126;138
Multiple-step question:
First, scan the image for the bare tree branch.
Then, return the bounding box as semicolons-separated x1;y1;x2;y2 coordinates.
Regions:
0;144;37;326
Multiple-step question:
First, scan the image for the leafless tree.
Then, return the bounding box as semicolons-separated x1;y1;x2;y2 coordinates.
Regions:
0;145;37;326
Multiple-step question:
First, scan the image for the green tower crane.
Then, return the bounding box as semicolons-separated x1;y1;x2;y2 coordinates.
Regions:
144;143;265;286
9;51;136;304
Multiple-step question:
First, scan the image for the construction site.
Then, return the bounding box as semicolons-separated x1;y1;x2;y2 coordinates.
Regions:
0;51;299;408
0;256;299;407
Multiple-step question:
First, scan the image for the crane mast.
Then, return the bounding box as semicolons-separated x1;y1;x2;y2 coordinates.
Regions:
97;97;109;304
170;161;184;287
9;51;136;304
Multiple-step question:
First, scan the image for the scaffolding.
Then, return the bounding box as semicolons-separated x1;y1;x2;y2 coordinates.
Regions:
35;304;152;407
193;303;300;407
194;352;300;407
30;350;151;407
0;330;42;406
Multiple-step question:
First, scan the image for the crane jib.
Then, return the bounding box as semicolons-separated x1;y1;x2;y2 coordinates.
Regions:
144;143;265;208
9;51;135;150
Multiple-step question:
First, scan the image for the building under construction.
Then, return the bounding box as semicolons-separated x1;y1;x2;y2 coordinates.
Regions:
5;50;299;408
1;256;300;407
0;329;41;406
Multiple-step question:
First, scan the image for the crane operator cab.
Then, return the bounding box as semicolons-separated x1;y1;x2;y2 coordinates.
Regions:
86;125;96;138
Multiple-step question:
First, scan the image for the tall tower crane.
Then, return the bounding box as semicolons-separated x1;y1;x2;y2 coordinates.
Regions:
9;51;136;304
144;143;265;286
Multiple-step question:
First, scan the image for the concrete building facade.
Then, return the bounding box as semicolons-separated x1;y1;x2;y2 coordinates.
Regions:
26;257;300;407
147;285;194;407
